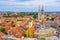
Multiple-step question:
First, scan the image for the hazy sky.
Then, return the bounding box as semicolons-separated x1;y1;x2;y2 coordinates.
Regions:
0;0;60;12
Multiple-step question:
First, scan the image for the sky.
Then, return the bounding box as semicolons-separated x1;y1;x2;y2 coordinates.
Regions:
0;0;60;12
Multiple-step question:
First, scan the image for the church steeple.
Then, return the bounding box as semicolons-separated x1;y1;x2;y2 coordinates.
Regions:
38;6;41;21
38;5;45;21
38;6;40;13
41;6;44;14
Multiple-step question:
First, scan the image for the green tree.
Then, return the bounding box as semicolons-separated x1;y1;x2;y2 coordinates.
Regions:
0;28;6;33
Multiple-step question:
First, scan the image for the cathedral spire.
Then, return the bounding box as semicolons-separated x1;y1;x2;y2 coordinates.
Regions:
41;5;44;14
38;6;41;21
38;6;40;12
38;5;45;21
41;6;44;11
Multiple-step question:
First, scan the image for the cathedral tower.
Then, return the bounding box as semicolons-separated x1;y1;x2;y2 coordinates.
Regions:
38;6;45;21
